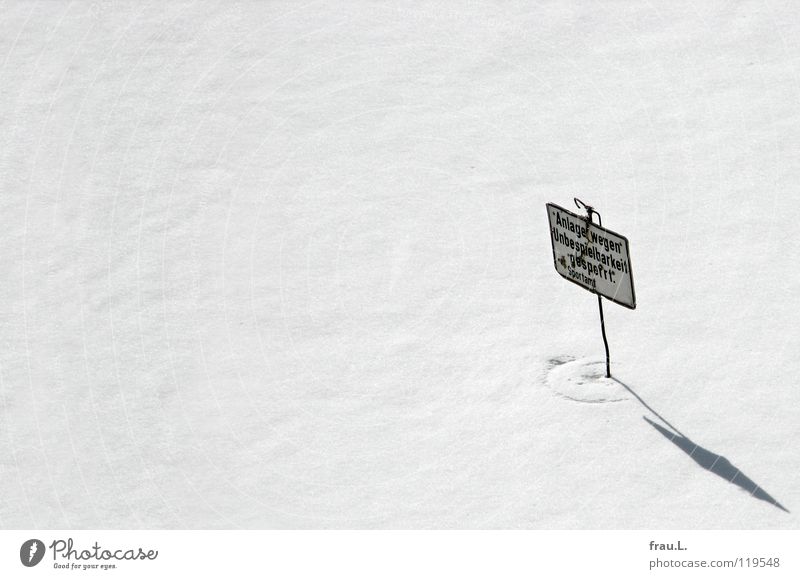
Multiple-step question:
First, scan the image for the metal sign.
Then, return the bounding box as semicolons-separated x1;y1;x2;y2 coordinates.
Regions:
546;202;636;309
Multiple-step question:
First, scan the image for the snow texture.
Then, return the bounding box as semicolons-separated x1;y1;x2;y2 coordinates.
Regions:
1;0;799;528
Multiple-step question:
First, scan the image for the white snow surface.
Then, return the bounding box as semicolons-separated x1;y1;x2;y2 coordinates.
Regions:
1;1;799;529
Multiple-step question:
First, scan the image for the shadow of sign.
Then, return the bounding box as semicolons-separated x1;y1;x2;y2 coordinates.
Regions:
612;378;788;513
644;417;788;513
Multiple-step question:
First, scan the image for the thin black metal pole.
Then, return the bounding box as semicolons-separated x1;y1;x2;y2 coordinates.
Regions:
597;294;610;378
575;197;611;378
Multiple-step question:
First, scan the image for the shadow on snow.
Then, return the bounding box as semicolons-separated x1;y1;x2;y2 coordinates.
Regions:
612;378;789;514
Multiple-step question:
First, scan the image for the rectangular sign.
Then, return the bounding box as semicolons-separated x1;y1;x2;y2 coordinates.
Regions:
547;203;636;309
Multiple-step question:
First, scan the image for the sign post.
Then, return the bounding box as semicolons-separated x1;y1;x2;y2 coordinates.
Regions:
546;198;636;377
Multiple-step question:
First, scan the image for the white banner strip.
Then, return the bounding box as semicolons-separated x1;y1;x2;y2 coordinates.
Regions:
2;530;798;578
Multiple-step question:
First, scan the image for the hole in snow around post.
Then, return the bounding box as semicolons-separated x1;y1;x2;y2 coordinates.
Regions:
545;357;630;404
